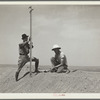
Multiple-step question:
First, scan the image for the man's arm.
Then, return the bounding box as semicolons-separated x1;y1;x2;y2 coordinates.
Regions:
54;58;64;68
19;41;29;48
55;52;67;69
28;42;34;49
28;37;34;49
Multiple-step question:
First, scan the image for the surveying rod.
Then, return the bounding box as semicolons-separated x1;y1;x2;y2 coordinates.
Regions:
29;6;33;76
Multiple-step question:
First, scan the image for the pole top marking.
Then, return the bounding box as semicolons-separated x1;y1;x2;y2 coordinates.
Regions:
29;6;34;13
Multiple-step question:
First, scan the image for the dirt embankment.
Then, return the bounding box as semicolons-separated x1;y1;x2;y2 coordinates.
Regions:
0;65;100;93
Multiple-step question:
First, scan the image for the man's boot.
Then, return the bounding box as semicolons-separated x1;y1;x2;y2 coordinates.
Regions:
15;72;19;81
34;66;40;73
34;59;40;73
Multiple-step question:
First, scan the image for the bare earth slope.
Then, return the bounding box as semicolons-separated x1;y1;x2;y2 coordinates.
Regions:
0;65;100;93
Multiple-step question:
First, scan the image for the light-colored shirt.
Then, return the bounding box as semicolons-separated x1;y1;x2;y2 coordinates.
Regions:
55;52;67;65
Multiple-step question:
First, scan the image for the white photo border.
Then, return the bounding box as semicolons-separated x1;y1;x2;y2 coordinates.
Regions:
0;1;100;99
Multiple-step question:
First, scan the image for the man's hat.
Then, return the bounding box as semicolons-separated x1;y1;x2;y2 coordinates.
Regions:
52;44;61;51
22;34;28;39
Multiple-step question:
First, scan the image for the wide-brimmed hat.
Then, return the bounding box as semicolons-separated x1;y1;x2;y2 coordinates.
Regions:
52;44;61;51
22;34;28;39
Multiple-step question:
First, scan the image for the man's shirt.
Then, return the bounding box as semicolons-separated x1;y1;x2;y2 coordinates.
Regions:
55;52;67;65
19;41;30;55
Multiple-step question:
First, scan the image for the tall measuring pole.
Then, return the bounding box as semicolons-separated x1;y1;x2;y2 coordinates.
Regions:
29;6;33;77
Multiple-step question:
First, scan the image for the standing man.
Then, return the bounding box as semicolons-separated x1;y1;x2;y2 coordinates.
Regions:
51;44;70;73
15;34;39;81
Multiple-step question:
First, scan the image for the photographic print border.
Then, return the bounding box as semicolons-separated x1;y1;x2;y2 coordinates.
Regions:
0;1;100;99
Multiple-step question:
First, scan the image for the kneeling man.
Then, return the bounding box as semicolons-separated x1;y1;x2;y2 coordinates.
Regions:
51;44;70;73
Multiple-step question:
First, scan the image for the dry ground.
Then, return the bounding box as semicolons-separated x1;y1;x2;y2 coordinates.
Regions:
0;64;100;93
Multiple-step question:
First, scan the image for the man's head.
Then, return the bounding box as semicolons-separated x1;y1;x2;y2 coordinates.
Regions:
52;44;61;54
21;34;28;41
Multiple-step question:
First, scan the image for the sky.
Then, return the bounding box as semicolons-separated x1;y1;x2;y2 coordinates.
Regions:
0;5;100;66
